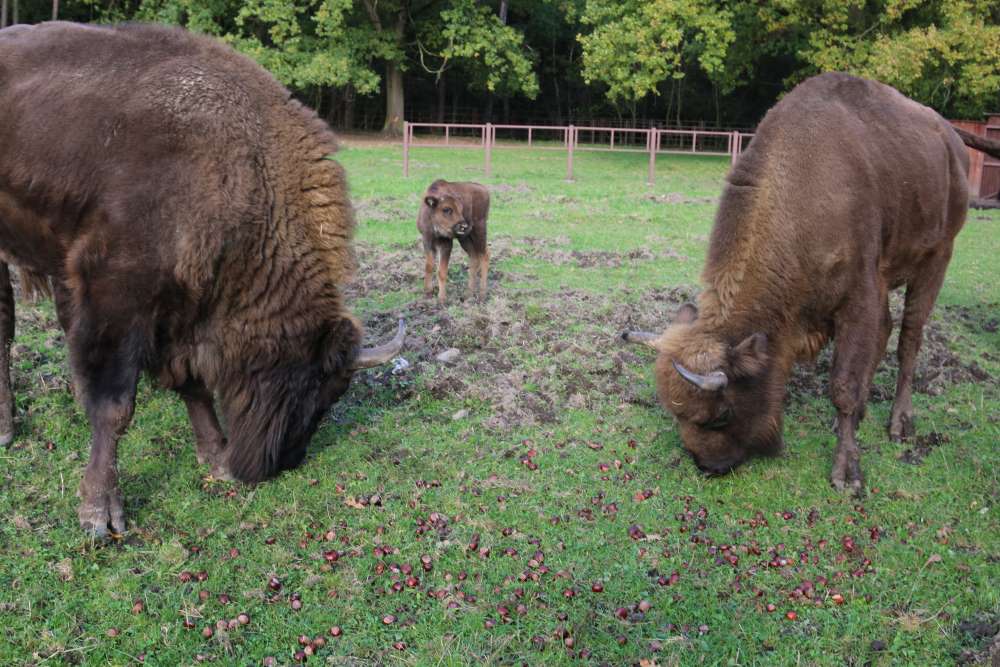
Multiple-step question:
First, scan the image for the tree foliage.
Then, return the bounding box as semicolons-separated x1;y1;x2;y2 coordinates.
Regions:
577;0;736;102
5;0;1000;125
758;0;1000;117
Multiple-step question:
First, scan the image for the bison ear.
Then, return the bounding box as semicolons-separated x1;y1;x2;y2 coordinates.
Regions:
675;303;698;324
424;195;439;209
321;317;363;374
729;332;768;378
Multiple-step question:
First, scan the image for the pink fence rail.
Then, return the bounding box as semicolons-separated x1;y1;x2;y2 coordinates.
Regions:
402;121;754;183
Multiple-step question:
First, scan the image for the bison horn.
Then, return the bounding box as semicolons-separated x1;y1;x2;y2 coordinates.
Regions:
671;359;728;392
352;319;406;369
620;330;662;350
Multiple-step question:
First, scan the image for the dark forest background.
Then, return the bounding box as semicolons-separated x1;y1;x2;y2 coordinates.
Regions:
4;0;1000;133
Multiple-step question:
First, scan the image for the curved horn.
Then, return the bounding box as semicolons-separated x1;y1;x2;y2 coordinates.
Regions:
620;330;662;350
671;359;728;392
352;319;406;370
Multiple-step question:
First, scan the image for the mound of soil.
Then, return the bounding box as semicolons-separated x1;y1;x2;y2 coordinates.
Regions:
898;432;949;465
956;613;1000;665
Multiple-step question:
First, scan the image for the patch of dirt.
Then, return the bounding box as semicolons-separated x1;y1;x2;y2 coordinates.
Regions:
349;286;687;431
787;293;994;402
353;196;413;224
645;192;718;205
488;183;533;195
956;613;1000;665
347;242;995;432
489;236;687;268
898;432;949;465
942;303;1000;336
345;241;696;429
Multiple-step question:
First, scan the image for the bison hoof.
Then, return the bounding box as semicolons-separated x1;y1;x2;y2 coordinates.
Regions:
207;465;235;482
830;467;864;497
77;488;126;538
888;413;914;442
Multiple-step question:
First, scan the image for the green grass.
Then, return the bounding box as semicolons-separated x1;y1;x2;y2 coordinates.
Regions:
1;144;998;666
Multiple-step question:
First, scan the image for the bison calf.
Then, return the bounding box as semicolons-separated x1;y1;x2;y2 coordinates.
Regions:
625;73;983;494
417;180;490;303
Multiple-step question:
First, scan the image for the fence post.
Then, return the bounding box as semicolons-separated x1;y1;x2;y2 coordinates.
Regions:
445;125;450;145
647;128;656;186
485;123;493;178
528;127;533;147
402;121;410;177
566;125;575;182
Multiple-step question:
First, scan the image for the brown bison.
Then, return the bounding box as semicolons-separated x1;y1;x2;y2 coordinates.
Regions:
0;22;404;537
624;72;992;493
417;179;490;303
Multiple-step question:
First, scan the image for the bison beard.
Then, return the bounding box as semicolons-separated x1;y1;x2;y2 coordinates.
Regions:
625;73;986;493
0;23;402;537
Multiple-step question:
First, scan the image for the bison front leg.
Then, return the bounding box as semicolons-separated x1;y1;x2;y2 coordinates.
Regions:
423;247;436;299
70;317;142;537
889;248;951;442
177;382;232;480
436;240;453;305
0;263;14;446
459;236;488;302
828;284;887;496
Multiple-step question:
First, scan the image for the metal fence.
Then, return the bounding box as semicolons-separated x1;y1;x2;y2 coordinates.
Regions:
401;121;754;184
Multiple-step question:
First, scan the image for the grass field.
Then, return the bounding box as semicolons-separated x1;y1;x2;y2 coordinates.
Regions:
1;143;998;666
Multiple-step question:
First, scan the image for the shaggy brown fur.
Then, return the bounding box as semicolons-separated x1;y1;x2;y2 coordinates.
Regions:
417;180;490;303
639;73;972;493
0;22;369;536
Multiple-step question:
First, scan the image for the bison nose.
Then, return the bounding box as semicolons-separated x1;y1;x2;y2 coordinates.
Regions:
454;223;470;235
695;457;742;477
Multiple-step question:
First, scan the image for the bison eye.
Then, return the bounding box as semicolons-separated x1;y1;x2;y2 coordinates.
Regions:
443;207;453;214
702;407;733;430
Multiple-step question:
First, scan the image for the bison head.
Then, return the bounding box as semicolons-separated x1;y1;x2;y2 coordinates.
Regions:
626;304;783;475
222;318;406;482
424;192;472;238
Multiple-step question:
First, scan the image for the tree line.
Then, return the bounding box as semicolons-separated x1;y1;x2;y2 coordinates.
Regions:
4;0;1000;133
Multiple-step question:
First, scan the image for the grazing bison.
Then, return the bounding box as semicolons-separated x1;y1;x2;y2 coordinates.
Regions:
624;72;986;493
417;179;490;303
0;22;404;536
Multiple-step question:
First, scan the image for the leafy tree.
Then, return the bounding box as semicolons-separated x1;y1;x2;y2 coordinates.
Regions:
576;0;737;111
758;0;1000;117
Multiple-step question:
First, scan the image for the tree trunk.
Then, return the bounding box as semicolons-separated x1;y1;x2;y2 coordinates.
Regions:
436;75;446;124
52;0;58;20
12;0;17;24
499;0;508;24
1;0;7;29
675;76;683;126
381;8;407;137
552;76;562;125
343;85;356;130
382;62;405;136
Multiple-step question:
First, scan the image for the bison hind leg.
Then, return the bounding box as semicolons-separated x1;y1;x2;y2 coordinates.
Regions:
0;263;14;446
889;248;952;442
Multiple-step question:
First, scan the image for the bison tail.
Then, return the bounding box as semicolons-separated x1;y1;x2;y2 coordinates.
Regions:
953;126;1000;161
18;269;53;303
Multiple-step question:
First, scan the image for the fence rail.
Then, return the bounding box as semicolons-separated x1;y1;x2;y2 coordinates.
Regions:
402;122;754;183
